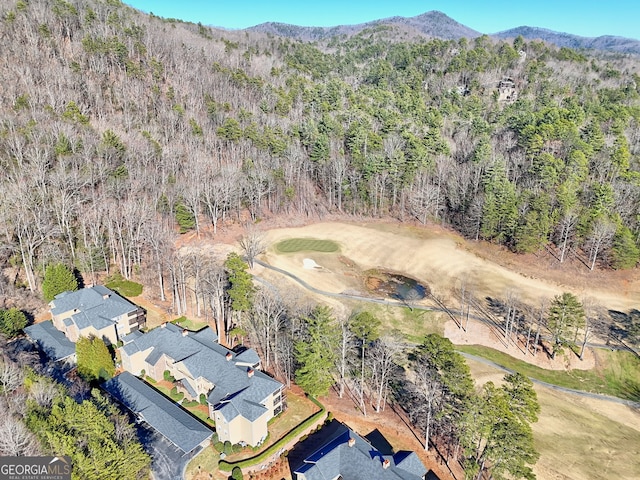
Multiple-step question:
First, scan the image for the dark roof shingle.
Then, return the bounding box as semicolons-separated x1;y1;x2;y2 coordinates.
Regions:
102;371;212;454
294;422;427;480
24;321;75;361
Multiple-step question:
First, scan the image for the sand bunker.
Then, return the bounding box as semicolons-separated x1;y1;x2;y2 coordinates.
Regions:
303;258;321;269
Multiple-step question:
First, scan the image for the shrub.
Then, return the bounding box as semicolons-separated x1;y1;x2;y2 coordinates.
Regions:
223;441;233;455
219;401;326;472
231;466;243;480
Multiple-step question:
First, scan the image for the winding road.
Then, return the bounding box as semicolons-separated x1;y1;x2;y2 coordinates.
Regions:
252;258;640;407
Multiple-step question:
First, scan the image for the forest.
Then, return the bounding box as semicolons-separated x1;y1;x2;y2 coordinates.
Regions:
1;0;640;306
1;1;639;479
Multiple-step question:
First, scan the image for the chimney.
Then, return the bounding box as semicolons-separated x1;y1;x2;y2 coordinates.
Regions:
382;459;390;470
225;352;232;361
348;437;355;447
103;294;110;300
182;329;188;337
247;368;254;378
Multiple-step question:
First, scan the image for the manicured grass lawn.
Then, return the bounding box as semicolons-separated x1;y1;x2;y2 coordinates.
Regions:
187;405;216;427
185;445;220;480
145;378;215;426
219;394;325;472
458;345;640;401
105;273;143;297
267;392;320;441
173;316;208;331
275;238;339;253
356;303;445;344
151;381;184;402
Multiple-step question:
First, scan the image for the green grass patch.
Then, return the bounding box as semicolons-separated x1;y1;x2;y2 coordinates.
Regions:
533;386;640;480
151;382;184;402
218;396;326;472
457;345;640;401
275;238;339;253
105;273;143;297
187;406;215;427
172;316;208;331
363;304;445;344
186;445;220;479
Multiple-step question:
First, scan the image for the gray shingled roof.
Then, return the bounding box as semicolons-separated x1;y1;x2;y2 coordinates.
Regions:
121;330;143;344
235;348;261;366
294;423;427;480
122;323;282;425
50;286;138;331
24;321;75;361
102;372;212;454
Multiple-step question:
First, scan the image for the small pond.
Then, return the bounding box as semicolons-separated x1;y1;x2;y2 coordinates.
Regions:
365;271;429;301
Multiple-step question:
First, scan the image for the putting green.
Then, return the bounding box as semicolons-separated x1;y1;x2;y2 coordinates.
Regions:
275;238;339;253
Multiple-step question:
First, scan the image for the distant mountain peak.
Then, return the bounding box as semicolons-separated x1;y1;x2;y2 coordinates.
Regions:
494;26;640;54
248;10;480;41
248;11;640;55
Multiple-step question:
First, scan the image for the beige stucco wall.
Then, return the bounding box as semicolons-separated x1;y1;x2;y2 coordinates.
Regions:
120;347;154;376
215;409;270;447
77;325;118;345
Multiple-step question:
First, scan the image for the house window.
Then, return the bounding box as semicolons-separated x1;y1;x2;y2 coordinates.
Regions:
274;404;282;416
273;395;281;405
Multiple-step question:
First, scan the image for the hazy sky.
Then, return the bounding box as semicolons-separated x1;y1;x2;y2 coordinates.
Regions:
124;1;640;40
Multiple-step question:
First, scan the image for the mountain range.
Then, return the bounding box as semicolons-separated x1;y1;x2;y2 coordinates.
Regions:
247;10;640;55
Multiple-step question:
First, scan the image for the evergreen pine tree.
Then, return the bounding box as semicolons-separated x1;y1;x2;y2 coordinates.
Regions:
42;263;78;301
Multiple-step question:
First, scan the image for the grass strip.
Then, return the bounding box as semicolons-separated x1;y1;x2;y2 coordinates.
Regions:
105;273;143;297
275;238;339;253
218;396;326;472
457;345;640;401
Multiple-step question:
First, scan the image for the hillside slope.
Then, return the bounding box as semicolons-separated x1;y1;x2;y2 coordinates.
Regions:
494;26;640;55
1;0;639;303
248;10;481;41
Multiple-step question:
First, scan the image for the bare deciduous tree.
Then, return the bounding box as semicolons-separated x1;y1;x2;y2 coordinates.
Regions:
369;334;403;412
0;358;23;396
239;226;266;269
0;415;40;457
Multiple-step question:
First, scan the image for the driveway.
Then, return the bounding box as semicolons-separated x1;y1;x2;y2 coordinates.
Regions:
137;423;199;480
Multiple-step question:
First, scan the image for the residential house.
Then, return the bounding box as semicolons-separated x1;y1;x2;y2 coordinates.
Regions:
120;322;284;447
24;321;76;362
50;286;145;345
103;371;213;454
293;421;429;480
497;77;518;103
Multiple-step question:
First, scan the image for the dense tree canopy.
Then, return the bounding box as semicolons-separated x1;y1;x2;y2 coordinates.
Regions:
0;0;638;308
0;307;28;338
76;336;116;382
42;263;78;302
26;388;150;479
294;305;338;397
